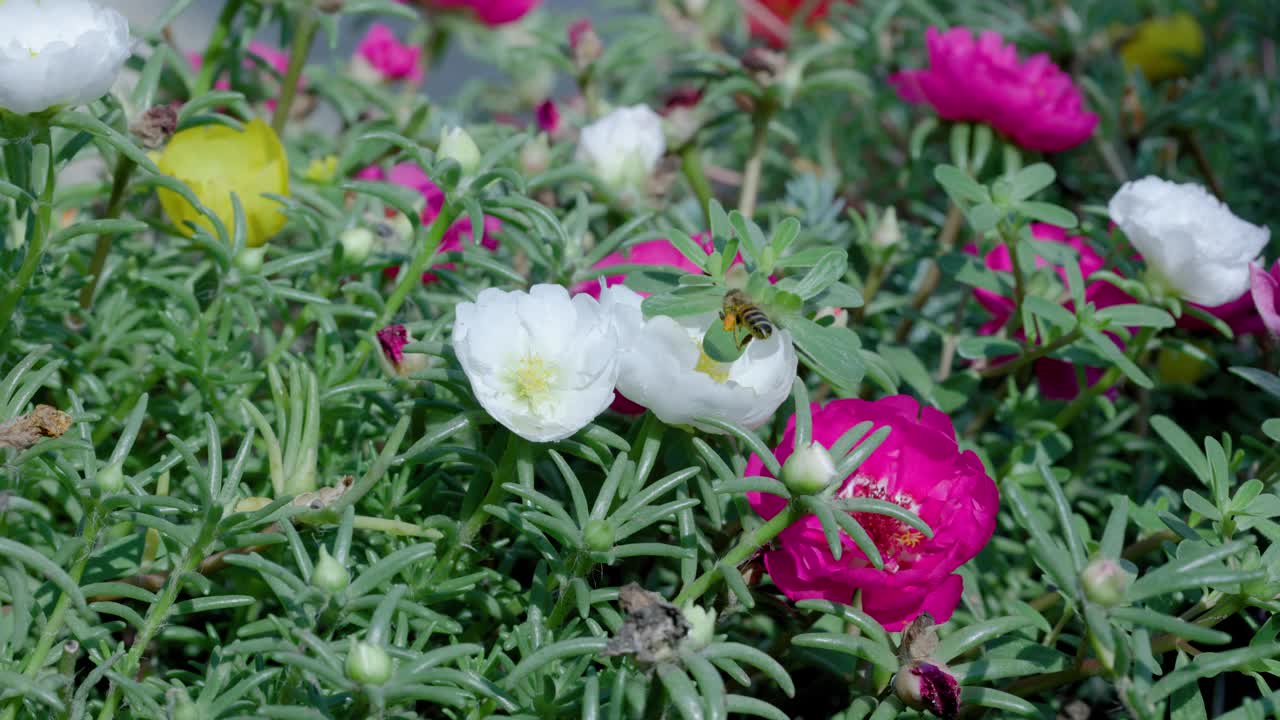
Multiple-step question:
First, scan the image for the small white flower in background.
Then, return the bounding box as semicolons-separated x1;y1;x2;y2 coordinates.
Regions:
438;126;481;176
601;285;796;432
1108;176;1270;306
454;285;620;443
576;105;666;202
0;0;131;115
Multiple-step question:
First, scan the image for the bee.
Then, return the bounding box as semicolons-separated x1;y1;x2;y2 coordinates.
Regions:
720;290;773;350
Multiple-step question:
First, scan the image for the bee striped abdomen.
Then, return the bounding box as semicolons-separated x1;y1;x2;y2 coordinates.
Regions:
742;307;773;339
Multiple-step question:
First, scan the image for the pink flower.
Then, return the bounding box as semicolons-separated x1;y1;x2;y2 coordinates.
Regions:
1250;261;1280;337
748;397;998;631
535;99;560;134
419;0;538;26
377;324;410;366
747;0;845;48
890;27;1098;153
571;235;716;299
970;223;1130;400
1176;260;1280;336
358;163;500;283
355;24;423;83
188;43;298;111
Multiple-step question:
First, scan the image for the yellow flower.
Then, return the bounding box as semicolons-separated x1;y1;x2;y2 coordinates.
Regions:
1119;13;1205;82
157;118;289;248
304;154;338;183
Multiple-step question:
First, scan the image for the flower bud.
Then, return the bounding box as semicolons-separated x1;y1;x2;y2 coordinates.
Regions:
304;155;338;183
312;546;350;593
894;661;960;720
781;442;836;495
233;496;273;514
568;19;603;71
680;604;716;651
582;518;615;552
345;638;392;685
520;133;552;176
1156;342;1212;386
438;126;481;176
130;105;178;149
535;100;561;136
234;246;267;274
340;227;376;263
96;462;124;494
871;206;901;249
1081;557;1132;607
376;325;430;379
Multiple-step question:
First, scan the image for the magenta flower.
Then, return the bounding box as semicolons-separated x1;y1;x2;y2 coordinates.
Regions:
535;99;560;134
1250;261;1280;337
188;42;298;111
970;223;1130;400
357;163;500;283
571;235;715;299
355;23;423;83
747;397;998;631
420;0;538;26
1175;260;1280;336
377;325;410;367
890;27;1098;153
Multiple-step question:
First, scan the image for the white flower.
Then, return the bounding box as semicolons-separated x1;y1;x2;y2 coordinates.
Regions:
602;285;796;432
1108;176;1270;306
576;105;666;200
454;285;620;443
0;0;131;115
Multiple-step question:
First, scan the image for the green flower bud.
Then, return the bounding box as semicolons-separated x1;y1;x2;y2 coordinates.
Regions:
1081;557;1132;607
438;126;481;177
312;546;350;593
680;604;716;652
234;245;267;274
96;462;125;494
168;688;199;720
872;206;901;249
346;638;392;685
519;133;551;176
339;227;375;263
782;442;836;495
582;518;616;552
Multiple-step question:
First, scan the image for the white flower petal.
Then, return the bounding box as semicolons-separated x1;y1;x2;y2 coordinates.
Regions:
575;105;666;196
603;285;797;432
0;0;131;114
1109;176;1270;306
454;284;620;443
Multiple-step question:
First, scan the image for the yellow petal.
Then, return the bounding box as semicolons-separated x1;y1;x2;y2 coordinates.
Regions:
1119;13;1205;82
156;117;290;247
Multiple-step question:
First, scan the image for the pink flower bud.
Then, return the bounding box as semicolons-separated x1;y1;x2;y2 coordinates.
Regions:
536;99;561;135
1081;557;1132;607
568;18;602;69
376;325;429;378
894;661;960;720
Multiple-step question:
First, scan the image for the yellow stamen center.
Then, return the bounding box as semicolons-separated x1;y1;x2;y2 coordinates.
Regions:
511;354;556;405
694;348;731;383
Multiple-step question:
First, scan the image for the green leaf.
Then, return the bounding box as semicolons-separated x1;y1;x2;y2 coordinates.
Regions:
790;250;849;299
0;538;87;612
784;315;865;392
1182;489;1221;521
791;633;898;672
1007;163;1056;201
934;616;1033;663
502;638;610;688
708;199;732;245
340;180;425;227
1096;304;1176;329
1024;296;1076;329
934;164;988;204
1149;645;1280;704
641;287;724;318
52;109;160;174
345;543;437;599
667;231;711;272
957;336;1021;360
657;663;705;720
701;320;746;364
1083;327;1152;389
1109;607;1232;645
1016;201;1077;228
769;217;802;257
1230;366;1280;402
959;687;1039;717
1128;539;1261;601
1150;415;1211;485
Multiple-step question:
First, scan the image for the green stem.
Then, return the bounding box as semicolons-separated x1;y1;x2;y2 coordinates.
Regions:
673;503;803;607
680;145;713;229
347;204;461;378
270;8;318;134
0;124;56;338
0;509;103;720
78;155;137;310
893;204;964;343
351;514;440;538
979;328;1083;379
1005;225;1028;335
97;521;217;720
547;554;595;627
428;432;516;584
1053;327;1156;430
192;0;244;96
737;104;775;219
